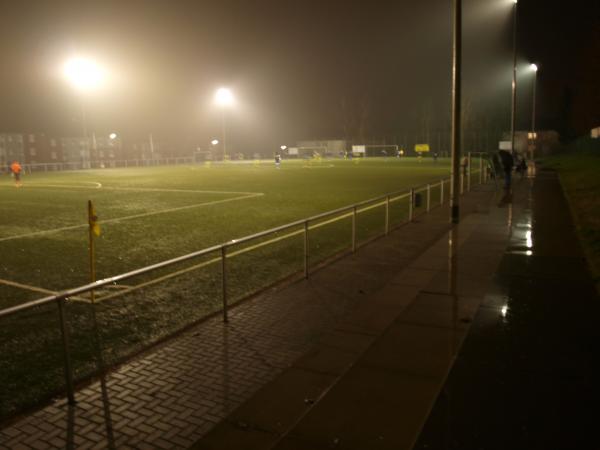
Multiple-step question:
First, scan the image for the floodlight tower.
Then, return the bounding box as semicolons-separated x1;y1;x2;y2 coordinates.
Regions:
529;63;538;160
214;87;235;160
510;0;518;157
450;0;462;224
63;57;107;162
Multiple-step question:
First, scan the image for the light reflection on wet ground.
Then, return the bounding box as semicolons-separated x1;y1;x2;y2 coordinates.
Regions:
415;171;599;450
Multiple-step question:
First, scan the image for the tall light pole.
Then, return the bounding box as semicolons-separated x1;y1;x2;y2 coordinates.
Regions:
214;87;234;160
530;63;538;160
63;57;106;164
450;0;462;224
510;0;518;156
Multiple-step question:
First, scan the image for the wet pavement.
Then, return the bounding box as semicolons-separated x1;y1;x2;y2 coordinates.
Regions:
414;171;599;450
194;170;599;450
193;184;515;450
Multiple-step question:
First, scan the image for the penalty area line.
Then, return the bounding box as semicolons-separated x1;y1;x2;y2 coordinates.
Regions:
1;183;258;196
0;192;264;242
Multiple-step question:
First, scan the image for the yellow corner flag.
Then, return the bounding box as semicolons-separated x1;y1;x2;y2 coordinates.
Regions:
88;200;101;237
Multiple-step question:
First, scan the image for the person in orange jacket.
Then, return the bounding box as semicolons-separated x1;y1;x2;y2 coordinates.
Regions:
10;160;22;187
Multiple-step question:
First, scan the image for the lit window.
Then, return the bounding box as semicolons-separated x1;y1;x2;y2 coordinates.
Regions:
50;139;57;147
29;134;35;143
30;148;37;156
51;151;57;160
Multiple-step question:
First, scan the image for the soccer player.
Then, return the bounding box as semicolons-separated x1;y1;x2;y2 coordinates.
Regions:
10;160;22;187
274;153;281;168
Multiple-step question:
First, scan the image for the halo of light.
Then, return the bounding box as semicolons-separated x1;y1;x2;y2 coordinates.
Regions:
215;87;234;106
63;57;106;91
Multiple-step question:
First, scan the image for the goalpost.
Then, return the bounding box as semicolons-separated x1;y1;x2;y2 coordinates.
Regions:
352;144;399;157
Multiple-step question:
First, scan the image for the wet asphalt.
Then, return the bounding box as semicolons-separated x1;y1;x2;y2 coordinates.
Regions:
414;170;599;450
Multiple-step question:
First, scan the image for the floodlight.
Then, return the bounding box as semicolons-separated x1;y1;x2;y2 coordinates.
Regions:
280;145;287;151
529;63;538;72
63;57;106;91
215;87;234;107
109;133;117;140
211;139;219;145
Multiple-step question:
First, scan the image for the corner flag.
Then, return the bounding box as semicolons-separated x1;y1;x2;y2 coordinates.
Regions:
88;200;101;237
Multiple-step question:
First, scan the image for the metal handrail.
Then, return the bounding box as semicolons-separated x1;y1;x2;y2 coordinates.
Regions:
0;186;423;318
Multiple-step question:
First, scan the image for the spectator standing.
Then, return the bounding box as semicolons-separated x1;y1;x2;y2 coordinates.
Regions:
498;150;514;190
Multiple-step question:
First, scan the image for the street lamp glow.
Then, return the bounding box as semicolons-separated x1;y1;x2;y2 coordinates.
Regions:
511;0;517;3
63;57;106;91
280;145;287;151
530;63;538;72
211;139;219;145
109;133;117;140
215;87;234;107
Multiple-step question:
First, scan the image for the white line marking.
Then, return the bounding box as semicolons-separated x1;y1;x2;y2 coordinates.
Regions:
300;164;335;169
0;193;263;242
0;183;257;196
0;279;89;303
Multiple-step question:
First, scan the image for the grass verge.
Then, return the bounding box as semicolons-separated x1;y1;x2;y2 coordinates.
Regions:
541;152;600;289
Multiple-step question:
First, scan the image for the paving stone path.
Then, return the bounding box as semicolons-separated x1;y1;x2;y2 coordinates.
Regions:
0;275;365;449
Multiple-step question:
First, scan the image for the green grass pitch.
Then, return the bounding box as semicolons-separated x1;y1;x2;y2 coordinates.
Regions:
0;157;451;420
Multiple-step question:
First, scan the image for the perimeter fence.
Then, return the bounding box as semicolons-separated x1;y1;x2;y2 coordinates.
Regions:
0;153;492;420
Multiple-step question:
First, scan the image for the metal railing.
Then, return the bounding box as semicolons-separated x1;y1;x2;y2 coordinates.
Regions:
0;154;489;405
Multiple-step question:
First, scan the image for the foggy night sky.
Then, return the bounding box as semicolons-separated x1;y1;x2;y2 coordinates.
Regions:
0;0;598;152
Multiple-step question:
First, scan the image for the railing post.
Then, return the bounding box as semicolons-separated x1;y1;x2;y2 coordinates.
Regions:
440;179;445;204
221;245;228;323
57;298;75;405
409;188;414;222
460;173;464;195
426;184;431;212
385;195;390;235
352;206;357;252
479;155;483;184
467;152;472;192
303;220;309;278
